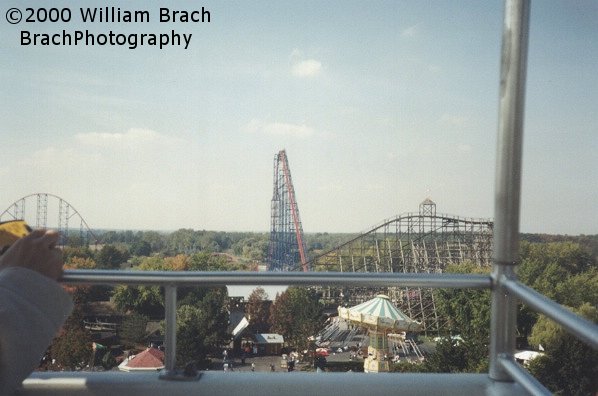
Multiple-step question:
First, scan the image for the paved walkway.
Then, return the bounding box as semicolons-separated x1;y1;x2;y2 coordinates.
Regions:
212;350;372;373
212;355;310;373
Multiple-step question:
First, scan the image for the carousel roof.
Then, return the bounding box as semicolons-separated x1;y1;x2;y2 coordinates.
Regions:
338;294;421;332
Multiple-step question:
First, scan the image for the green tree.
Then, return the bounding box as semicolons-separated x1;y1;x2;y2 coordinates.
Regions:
423;337;467;373
119;313;149;348
269;287;323;351
130;240;152;257
423;337;488;373
166;229;198;254
65;256;97;269
50;309;92;370
432;262;491;372
111;256;167;316
62;246;94;262
140;231;166;253
112;284;163;317
169;288;230;368
518;242;593;300
196;288;231;354
555;267;598;308
174;305;209;366
436;262;491;342
245;287;271;334
189;251;249;271
517;241;596;343
96;244;129;269
528;303;598;396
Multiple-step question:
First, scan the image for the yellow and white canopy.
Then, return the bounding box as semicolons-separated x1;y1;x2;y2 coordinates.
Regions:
338;294;421;332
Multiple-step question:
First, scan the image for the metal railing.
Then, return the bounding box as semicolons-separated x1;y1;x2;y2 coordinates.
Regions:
61;270;493;381
57;267;598;395
24;1;598;395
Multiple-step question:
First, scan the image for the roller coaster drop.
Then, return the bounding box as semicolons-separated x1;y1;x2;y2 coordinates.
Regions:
267;150;309;272
265;151;493;333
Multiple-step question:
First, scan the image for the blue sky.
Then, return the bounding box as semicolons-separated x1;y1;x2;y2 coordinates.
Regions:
1;1;596;234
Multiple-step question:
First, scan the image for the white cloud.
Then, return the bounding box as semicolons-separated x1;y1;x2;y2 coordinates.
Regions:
401;24;419;38
75;128;163;146
245;119;314;138
289;49;322;78
292;59;322;78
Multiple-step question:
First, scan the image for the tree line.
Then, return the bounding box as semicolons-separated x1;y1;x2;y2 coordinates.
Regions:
394;240;597;396
50;229;597;394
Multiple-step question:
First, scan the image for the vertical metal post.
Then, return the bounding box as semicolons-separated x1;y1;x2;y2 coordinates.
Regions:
162;285;177;375
489;0;530;381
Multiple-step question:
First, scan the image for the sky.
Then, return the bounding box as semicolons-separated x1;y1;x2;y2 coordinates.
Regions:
1;1;597;235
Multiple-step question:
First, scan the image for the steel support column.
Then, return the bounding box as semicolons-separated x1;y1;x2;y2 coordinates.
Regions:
489;0;530;382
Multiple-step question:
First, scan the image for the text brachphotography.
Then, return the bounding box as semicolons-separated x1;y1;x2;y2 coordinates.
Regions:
21;30;192;50
6;6;211;50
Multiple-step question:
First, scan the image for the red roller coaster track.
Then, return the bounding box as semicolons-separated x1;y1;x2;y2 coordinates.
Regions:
279;151;308;271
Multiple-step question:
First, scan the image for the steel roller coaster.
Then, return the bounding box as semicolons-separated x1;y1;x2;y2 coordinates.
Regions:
0;193;98;246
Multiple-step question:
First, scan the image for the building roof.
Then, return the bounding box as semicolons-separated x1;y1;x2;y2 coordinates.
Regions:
232;316;249;339
227;309;246;333
254;333;284;344
118;347;164;372
421;197;436;206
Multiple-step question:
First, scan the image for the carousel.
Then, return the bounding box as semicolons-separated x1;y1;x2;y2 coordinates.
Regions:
338;294;421;372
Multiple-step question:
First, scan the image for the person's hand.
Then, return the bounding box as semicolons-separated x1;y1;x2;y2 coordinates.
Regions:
0;229;63;280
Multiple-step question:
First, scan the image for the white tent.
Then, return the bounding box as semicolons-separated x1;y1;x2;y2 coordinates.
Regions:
338;295;421;373
338;294;421;332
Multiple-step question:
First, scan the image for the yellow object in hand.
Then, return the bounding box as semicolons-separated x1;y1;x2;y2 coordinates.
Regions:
0;220;32;254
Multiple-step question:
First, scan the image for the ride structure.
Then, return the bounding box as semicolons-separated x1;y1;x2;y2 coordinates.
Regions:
306;198;493;335
263;149;493;333
0;193;98;246
267;150;309;272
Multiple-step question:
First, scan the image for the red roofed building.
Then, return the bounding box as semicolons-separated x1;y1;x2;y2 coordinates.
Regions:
118;347;165;372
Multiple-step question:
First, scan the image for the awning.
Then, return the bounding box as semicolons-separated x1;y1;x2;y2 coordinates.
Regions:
254;333;284;344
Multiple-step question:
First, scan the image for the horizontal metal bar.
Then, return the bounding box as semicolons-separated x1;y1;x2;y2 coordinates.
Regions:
502;277;598;350
498;356;551;396
23;371;530;396
61;270;492;289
